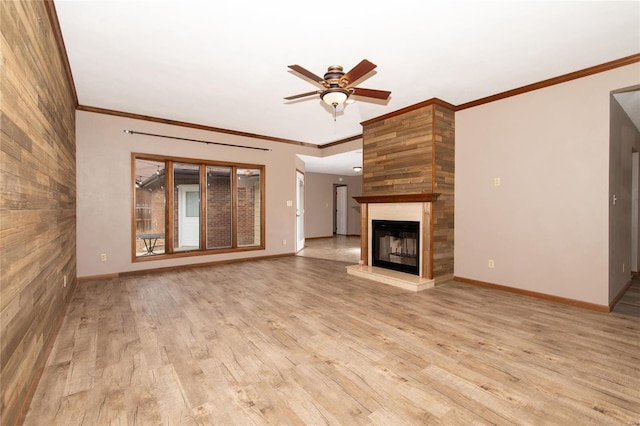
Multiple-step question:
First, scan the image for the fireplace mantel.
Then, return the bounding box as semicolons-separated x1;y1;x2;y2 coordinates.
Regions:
354;193;440;204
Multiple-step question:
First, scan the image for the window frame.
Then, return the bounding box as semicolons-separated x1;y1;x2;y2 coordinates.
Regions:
131;153;266;262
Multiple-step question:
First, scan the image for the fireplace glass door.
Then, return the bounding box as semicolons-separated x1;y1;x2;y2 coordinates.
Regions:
372;220;419;275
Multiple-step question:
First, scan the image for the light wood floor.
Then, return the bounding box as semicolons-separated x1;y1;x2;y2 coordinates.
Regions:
296;235;361;264
25;257;640;425
612;276;640;318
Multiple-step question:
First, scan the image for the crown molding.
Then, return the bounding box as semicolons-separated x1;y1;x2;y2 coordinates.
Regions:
77;105;319;148
361;98;456;127
319;134;362;149
456;53;640;111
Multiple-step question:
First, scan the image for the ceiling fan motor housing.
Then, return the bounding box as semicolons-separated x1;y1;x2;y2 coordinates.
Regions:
324;65;347;87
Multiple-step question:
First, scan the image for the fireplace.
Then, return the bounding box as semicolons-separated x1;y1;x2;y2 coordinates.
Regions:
347;198;435;291
348;99;454;290
372;220;420;275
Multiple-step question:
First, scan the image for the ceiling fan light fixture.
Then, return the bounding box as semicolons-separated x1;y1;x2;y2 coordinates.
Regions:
353;166;362;173
321;88;349;106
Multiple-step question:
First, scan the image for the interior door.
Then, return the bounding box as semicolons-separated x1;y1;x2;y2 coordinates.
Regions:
336;185;347;235
178;184;200;248
296;171;305;252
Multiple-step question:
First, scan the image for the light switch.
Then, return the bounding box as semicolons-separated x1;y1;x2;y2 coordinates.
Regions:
286;200;292;207
494;178;501;187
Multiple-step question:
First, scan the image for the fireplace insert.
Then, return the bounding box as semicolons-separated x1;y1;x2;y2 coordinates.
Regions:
372;220;419;275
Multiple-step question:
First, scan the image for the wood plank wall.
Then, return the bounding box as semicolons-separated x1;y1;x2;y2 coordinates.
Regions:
361;102;455;282
362;107;434;195
432;105;455;282
0;1;77;425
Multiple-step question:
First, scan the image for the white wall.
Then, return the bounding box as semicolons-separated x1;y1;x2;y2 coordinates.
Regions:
304;172;362;238
76;111;319;277
455;63;640;306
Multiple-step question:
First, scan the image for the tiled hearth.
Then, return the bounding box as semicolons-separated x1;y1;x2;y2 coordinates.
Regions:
346;264;434;291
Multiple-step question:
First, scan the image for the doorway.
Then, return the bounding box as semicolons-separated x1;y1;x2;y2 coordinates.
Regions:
178;184;200;249
296;171;305;252
335;185;347;235
610;86;640;304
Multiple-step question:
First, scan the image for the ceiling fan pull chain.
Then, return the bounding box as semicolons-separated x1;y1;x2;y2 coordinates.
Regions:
333;105;337;121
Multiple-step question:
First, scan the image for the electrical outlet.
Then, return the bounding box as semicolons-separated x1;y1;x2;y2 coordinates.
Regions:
488;259;495;269
100;253;107;262
494;178;501;187
282;239;286;245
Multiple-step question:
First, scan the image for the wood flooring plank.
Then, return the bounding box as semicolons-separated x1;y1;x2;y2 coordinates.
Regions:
149;364;199;425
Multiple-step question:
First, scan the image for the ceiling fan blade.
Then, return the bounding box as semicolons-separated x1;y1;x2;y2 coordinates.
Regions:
351;87;391;100
288;65;324;84
284;90;320;100
342;59;377;84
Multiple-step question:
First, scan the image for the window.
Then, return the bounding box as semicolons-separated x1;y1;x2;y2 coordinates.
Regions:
236;168;262;247
134;159;166;256
173;162;200;252
133;154;265;260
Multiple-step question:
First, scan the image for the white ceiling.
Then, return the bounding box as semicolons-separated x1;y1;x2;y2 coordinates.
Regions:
54;1;639;174
298;150;364;176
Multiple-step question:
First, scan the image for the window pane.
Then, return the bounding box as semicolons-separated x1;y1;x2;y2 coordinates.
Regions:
237;168;261;247
206;166;232;249
174;163;200;251
186;192;199;217
134;159;166;257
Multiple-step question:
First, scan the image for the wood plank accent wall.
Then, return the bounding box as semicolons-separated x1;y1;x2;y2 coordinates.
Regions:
432;105;455;282
362;107;434;195
361;100;454;282
0;1;77;425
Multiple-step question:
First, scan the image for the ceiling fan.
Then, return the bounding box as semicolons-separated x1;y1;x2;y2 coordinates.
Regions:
284;59;391;114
